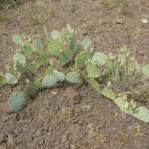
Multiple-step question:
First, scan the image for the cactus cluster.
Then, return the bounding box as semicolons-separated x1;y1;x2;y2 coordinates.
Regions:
0;25;149;123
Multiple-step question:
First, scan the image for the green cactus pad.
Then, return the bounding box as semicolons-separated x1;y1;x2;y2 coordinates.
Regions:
13;52;26;66
75;51;92;68
11;34;23;45
59;49;74;65
4;73;18;85
9;91;26;112
66;72;81;83
53;70;65;82
86;64;101;78
91;52;107;66
42;74;58;87
48;40;63;57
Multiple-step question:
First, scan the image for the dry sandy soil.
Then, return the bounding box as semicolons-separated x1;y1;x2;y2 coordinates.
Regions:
0;0;149;148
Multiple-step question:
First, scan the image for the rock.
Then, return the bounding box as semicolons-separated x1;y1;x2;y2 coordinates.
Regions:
142;18;148;24
115;18;124;24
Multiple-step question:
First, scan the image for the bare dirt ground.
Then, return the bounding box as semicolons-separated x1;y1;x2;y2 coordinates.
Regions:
0;0;149;148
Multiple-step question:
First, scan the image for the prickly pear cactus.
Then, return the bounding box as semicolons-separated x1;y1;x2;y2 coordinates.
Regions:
0;26;149;123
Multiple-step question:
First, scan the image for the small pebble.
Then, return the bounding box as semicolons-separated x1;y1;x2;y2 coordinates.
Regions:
52;90;58;95
142;18;148;24
115;18;124;24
